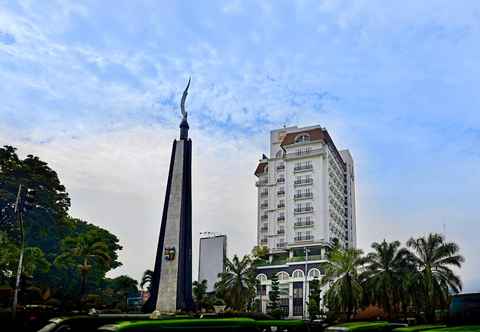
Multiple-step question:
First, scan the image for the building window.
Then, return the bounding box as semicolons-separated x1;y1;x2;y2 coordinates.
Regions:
277;271;289;281
256;274;267;283
308;268;321;278
276;150;284;158
294;133;310;143
292;270;304;279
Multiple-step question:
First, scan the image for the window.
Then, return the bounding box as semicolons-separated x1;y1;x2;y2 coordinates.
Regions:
308;268;321;278
292;270;304;279
257;274;267;283
276;150;284;158
277;271;289;281
295;133;310;143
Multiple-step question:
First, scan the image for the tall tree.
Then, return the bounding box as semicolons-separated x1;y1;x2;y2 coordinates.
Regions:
140;269;154;293
308;277;322;320
322;247;364;320
215;255;257;311
406;233;464;322
192;279;208;312
55;230;112;299
268;273;280;317
361;240;412;318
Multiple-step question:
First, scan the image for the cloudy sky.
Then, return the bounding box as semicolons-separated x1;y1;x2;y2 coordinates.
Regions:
1;0;480;291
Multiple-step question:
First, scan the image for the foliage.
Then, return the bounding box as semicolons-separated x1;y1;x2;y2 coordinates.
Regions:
308;277;322;320
406;233;464;322
267;273;281;318
251;245;269;260
192;279;208;311
55;229;113;299
322;247;364;320
215;254;257;311
360;240;413;317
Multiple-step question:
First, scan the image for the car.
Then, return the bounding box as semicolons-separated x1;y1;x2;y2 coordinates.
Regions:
37;314;151;332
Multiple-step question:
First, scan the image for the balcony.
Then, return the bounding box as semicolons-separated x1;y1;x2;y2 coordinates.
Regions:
294;178;313;187
277;178;285;184
261;215;268;221
260;238;268;244
294;235;314;242
260;225;268;232
277;229;285;235
256;179;268;186
260;191;268;197
276;242;287;249
294;192;313;200
277;203;285;209
277;216;285;222
260;203;268;209
294;220;314;228
277;190;285;196
294;164;313;173
276;164;285;171
294;206;314;214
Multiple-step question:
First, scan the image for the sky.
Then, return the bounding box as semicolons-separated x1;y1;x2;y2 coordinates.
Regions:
1;0;480;292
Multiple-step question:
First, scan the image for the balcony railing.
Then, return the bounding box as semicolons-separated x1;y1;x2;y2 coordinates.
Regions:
277;229;285;235
260;226;268;232
277;190;285;196
260;191;268;197
294;220;314;228
256;179;268;186
294;164;313;172
277;178;285;183
277;216;285;222
260;238;268;244
277;203;285;209
294;192;313;200
294;235;314;242
276;165;285;171
260;203;268;209
294;206;313;214
294;178;313;187
276;242;287;249
261;215;268;220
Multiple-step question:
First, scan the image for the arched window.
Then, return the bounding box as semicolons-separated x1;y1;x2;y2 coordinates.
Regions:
292;269;304;279
264;165;268;173
276;271;289;281
276;150;284;158
308;268;321;279
256;274;267;283
295;133;310;144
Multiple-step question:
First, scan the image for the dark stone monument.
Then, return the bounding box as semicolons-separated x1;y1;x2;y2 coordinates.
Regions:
144;79;193;313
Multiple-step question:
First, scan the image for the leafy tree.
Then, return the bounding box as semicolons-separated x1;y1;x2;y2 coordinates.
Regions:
267;273;282;318
361;240;412;318
103;275;139;311
55;230;112;300
215;255;257;311
308;277;321;320
406;233;464;322
192;279;208;312
322;247;364;320
140;269;154;292
251;245;269;260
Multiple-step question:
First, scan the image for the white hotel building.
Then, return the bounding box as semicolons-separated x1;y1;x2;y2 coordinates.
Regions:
254;125;356;317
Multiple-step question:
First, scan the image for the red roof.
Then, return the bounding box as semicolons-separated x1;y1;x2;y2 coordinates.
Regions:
254;162;267;177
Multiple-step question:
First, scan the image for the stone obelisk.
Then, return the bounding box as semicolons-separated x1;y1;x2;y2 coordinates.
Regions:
144;79;193;313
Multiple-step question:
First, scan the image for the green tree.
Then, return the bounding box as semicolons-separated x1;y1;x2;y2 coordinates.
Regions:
192;279;208;312
406;233;464;322
361;240;412;318
215;255;257;311
268;273;281;318
140;269;153;292
55;230;112;300
308;277;322;320
103;275;139;311
322;247;364;320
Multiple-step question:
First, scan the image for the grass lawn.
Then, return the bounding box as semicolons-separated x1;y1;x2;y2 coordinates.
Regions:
394;325;447;332
426;327;480;332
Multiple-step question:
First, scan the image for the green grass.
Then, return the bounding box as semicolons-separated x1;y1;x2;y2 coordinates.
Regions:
255;319;305;327
393;325;447;332
328;321;389;331
117;318;257;331
425;327;480;332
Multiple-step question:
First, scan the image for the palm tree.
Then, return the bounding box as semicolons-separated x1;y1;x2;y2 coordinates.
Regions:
321;247;364;320
406;233;464;322
140;269;154;292
55;231;111;300
215;255;257;311
361;240;412;318
192;279;208;312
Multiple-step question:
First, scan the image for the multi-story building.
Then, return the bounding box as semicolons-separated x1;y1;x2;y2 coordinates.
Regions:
254;125;356;317
198;234;227;293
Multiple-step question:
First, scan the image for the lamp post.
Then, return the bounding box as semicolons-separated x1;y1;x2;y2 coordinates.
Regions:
303;247;310;319
12;184;24;320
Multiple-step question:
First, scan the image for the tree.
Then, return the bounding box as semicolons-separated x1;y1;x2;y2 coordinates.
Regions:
215;255;257;311
103;275;139;311
251;245;269;260
361;240;412;318
55;230;112;300
268;273;281;318
192;279;208;312
140;269;153;292
406;233;464;322
308;277;322;320
322;247;364;320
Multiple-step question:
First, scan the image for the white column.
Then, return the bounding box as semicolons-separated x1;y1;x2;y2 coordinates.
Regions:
288;282;293;318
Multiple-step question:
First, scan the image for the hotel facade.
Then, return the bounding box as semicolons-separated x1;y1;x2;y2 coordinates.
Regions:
254;125;356;317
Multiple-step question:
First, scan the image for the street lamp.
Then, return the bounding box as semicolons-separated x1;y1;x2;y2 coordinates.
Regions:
303;247;310;319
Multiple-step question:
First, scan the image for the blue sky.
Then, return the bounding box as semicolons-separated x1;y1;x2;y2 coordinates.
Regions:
1;0;480;291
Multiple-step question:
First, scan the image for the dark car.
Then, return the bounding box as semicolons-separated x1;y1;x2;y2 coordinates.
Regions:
37;314;151;332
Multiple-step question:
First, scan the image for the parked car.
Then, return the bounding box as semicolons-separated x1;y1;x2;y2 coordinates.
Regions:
37;314;151;332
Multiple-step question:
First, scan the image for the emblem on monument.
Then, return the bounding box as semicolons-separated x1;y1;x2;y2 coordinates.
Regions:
164;247;176;261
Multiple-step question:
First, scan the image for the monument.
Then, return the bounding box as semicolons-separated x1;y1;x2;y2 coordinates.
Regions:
144;79;193;313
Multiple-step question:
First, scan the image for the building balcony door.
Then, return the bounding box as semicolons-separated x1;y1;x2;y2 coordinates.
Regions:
293;281;303;317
